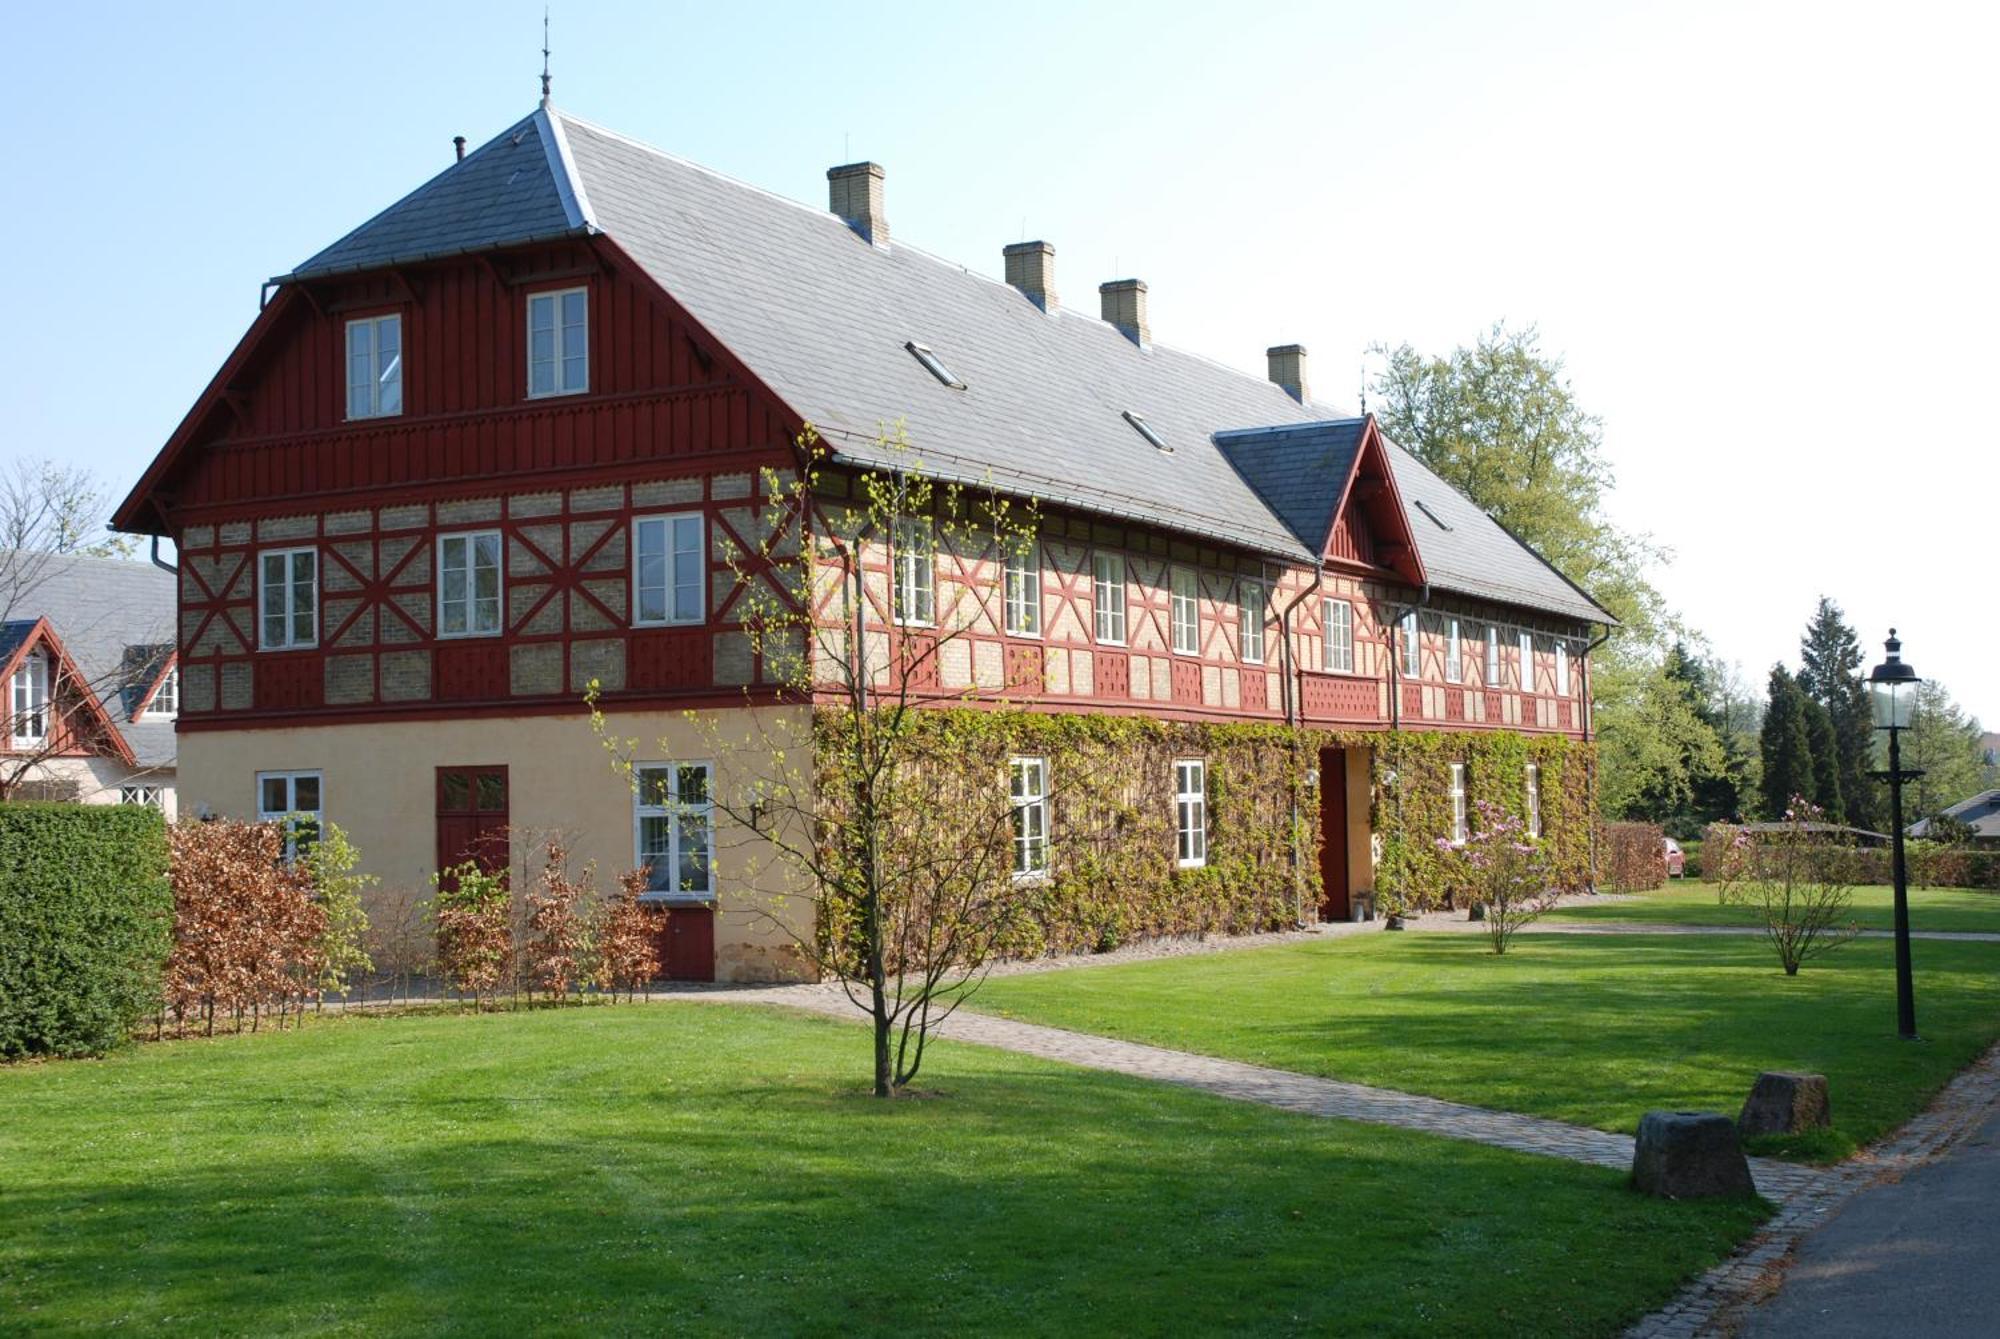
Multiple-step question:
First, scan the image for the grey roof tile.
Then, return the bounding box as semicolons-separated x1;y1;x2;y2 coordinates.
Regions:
2;553;178;768
268;106;1614;625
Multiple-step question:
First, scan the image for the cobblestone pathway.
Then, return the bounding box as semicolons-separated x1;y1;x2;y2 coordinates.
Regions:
703;981;1817;1201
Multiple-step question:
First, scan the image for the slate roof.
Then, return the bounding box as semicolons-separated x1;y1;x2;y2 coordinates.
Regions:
271;105;1613;625
1214;420;1368;555
1909;789;2000;840
2;554;178;769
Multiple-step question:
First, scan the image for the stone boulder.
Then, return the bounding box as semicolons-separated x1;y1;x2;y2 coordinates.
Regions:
1630;1111;1757;1199
1738;1071;1831;1138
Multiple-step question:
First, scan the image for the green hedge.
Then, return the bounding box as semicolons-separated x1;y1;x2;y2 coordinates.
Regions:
0;803;172;1059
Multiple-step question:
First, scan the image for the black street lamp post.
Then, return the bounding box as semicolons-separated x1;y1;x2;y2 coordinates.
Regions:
1868;630;1923;1042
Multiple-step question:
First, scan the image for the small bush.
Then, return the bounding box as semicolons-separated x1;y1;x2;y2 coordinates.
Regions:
0;804;171;1059
433;862;512;1003
166;820;326;1035
1599;821;1666;892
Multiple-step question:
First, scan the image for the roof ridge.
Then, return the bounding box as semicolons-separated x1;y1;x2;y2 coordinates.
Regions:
536;105;596;233
554;109;1354;416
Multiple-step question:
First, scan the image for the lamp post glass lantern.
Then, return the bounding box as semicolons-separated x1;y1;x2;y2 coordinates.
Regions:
1868;629;1923;1041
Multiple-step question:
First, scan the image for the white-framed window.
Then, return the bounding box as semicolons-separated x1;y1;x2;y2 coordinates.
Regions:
892;516;935;627
1399;609;1420;679
1092;552;1126;645
527;286;588;397
1170;567;1199;655
120;784;164;809
1525;763;1542;839
635;760;714;898
1009;755;1048;879
1238;579;1266;664
259;548;318;650
147;666;179;719
1556;641;1571;697
1445;616;1463;682
1003;540;1041;637
1323;598;1353;674
11;651;48;745
1448;762;1468;845
1175;759;1207;868
633;513;705;627
257;770;322;862
345;313;403;420
1485;624;1500;685
1519;629;1535;691
437;531;503;638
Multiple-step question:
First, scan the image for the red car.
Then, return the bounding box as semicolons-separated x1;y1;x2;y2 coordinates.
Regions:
1663;837;1686;878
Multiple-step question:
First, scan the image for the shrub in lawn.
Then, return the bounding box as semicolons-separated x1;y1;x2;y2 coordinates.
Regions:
432;861;512;1004
165;819;327;1035
1599;821;1666;891
301;820;374;1001
0;803;171;1058
1714;798;1861;975
524;838;593;1001
1434;801;1561;954
596;868;663;999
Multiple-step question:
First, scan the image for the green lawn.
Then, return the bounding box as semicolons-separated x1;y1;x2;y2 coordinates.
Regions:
1549;885;2000;934
1;1004;1762;1337
974;932;2000;1161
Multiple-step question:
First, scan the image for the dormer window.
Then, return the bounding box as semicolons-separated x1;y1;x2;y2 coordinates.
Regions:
905;342;965;389
148;666;179;720
345;314;402;420
528;287;589;397
1123;411;1171;453
11;652;48;745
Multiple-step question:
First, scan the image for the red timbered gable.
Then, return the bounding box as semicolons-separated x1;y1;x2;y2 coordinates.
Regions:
0;620;138;765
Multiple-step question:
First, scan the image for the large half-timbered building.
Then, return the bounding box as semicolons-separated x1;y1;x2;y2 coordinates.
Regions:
115;102;1614;981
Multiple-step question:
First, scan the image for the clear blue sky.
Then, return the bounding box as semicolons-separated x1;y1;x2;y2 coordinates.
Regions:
5;1;1994;720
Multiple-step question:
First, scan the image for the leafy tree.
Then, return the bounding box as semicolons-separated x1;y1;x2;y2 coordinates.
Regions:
1760;667;1815;820
1797;599;1875;828
1596;647;1726;824
1901;680;1986;820
300;820;374;1001
1370;323;1686;823
591;425;1056;1097
1802;696;1844;821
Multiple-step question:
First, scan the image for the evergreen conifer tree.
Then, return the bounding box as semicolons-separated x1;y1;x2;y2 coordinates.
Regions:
1803;696;1844;821
1798;598;1876;828
1760;666;1815;819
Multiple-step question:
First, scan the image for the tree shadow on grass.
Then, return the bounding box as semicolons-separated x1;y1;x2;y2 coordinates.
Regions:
2;1016;1766;1338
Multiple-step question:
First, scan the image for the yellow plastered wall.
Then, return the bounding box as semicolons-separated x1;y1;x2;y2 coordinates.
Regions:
178;706;815;982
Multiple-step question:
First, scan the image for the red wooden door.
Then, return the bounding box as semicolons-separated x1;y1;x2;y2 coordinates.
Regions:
436;765;510;884
1318;748;1351;922
660;907;715;982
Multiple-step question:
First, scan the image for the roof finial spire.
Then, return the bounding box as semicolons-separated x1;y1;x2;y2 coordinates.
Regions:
540;7;552;107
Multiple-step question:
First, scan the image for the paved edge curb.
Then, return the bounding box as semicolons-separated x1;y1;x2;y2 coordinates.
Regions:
1625;1039;2000;1338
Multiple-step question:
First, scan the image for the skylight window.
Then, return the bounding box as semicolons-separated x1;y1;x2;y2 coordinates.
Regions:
905;342;965;389
1123;410;1171;453
1414;500;1453;531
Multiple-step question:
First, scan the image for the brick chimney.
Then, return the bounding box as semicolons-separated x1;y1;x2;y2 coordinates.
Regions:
1266;344;1309;402
827;162;887;247
1099;279;1149;347
1004;241;1057;312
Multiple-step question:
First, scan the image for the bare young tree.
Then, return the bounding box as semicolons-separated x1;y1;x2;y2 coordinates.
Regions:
1715;797;1863;975
1;459;136;620
591;425;1055;1096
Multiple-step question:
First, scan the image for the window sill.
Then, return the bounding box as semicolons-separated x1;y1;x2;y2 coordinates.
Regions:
259;644;321;655
436;629;504;641
526;387;589;401
638;891;716;908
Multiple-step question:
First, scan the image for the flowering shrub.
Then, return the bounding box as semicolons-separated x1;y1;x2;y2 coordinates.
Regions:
1714;797;1861;975
1434;800;1561;954
432;861;512;1004
165;820;326;1035
596;868;663;999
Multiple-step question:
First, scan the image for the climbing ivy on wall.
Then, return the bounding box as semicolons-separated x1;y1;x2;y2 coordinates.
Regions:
813;708;1595;953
